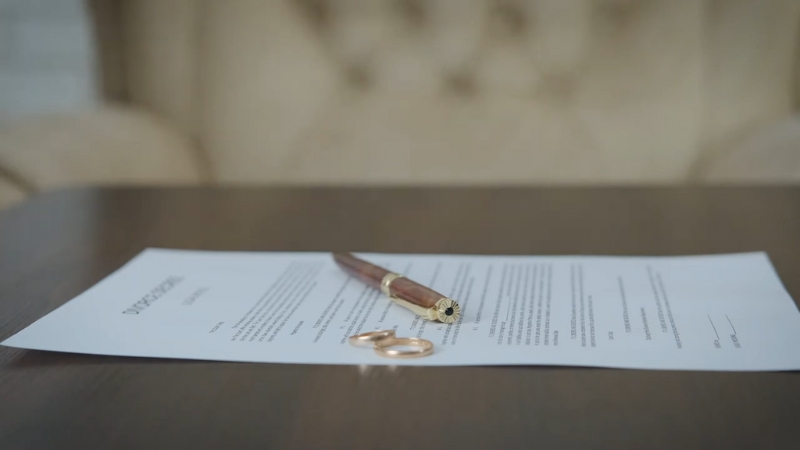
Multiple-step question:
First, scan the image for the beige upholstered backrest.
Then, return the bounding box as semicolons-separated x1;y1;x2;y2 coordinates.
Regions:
98;0;800;184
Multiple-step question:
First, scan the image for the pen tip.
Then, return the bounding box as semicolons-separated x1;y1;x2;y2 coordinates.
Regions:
434;298;460;324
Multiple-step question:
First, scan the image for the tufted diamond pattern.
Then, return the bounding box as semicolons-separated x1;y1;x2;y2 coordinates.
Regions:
118;0;800;184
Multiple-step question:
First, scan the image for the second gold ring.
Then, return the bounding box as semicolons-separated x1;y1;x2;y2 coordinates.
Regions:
373;337;434;359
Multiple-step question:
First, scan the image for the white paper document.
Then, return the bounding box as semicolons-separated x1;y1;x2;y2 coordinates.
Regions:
4;249;800;371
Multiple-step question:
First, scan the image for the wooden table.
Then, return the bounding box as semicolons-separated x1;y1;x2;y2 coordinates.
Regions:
1;187;799;449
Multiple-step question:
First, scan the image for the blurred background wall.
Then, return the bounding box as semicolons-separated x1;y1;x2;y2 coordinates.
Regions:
1;0;800;210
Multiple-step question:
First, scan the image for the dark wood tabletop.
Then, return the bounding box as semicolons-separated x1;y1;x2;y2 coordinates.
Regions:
1;186;799;449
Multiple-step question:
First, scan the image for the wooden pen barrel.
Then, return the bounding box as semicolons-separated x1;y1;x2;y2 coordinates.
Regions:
332;252;444;309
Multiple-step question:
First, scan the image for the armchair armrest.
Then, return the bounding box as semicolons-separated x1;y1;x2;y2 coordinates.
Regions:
0;105;205;196
700;116;800;183
0;176;26;210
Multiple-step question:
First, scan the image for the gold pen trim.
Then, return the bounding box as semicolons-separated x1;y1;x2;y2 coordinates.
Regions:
380;272;461;323
380;272;404;297
381;273;461;323
389;297;460;324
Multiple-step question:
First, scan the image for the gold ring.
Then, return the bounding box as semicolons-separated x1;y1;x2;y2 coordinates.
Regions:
348;330;396;348
373;337;434;358
380;273;404;297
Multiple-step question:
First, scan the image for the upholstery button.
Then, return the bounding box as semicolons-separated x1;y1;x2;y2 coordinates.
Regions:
445;73;476;95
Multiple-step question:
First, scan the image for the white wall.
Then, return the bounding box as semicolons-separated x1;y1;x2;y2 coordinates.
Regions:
0;0;98;120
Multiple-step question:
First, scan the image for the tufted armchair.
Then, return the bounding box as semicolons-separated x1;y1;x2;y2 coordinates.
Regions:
2;0;800;209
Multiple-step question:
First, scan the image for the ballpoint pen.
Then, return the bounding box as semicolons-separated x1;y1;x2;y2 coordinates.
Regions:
333;252;461;324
